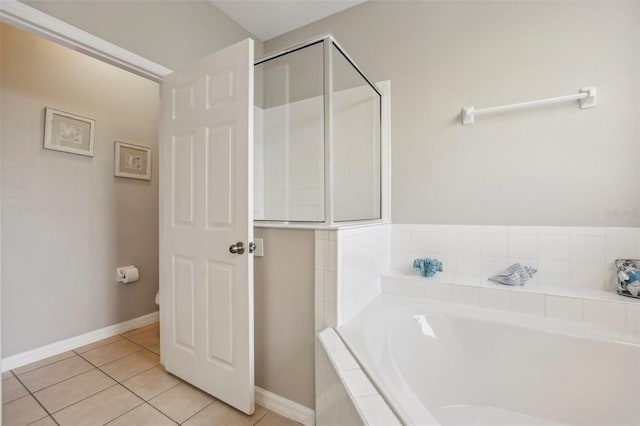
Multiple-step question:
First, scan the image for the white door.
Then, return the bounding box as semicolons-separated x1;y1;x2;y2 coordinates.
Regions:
159;38;254;415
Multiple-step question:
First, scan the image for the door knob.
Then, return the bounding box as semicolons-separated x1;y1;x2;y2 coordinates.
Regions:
229;242;245;254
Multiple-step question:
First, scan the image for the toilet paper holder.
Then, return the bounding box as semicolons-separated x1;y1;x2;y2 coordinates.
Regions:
116;266;139;284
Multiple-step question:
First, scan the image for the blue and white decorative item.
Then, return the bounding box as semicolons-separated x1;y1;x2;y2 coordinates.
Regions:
413;258;443;277
616;259;640;298
489;263;536;286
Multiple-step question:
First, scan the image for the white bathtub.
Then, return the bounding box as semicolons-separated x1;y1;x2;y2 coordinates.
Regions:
337;294;640;426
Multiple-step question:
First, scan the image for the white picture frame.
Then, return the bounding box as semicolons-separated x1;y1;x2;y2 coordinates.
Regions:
114;141;152;180
43;107;96;157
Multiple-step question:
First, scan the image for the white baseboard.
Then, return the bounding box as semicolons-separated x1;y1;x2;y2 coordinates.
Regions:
256;386;315;426
2;311;159;372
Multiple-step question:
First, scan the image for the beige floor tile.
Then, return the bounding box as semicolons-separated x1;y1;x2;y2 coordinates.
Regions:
126;328;160;348
255;411;302;426
74;335;124;354
183;401;268;426
106;403;177;425
121;322;159;338
34;369;115;413
122;365;181;401
12;351;75;375
81;339;143;366
147;343;160;355
149;382;214;423
100;350;160;382
2;395;48;426
2;377;29;404
53;384;143;426
29;416;58;426
18;355;94;392
2;370;15;380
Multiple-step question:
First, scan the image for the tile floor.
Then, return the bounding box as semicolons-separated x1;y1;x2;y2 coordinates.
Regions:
2;322;300;426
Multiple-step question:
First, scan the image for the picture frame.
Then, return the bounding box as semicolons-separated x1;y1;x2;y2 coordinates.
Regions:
43;107;96;157
114;141;152;180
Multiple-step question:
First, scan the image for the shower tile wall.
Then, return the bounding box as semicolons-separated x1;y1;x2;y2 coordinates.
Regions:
254;97;324;222
255;87;380;222
333;86;380;222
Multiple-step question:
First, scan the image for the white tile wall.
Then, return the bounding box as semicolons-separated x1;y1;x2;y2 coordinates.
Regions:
318;224;639;336
315;225;391;330
333;85;381;222
545;295;583;322
315;230;338;331
391;225;640;292
511;292;545;316
338;225;391;325
385;224;640;332
255;97;324;222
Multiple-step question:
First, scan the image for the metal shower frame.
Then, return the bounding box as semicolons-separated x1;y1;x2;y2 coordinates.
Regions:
255;35;383;227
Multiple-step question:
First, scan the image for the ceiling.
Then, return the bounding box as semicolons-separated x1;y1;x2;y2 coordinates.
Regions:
210;0;366;41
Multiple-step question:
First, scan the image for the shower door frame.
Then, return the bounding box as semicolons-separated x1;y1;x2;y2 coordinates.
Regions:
255;35;388;227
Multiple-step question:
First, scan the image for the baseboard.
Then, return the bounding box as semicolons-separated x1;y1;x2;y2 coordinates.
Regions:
2;311;159;372
255;386;315;426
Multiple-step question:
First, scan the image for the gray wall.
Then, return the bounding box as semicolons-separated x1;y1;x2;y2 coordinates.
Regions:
254;228;315;409
265;1;640;227
1;23;160;356
22;0;264;70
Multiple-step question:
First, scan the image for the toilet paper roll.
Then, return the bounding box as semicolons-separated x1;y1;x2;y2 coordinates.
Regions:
121;267;139;284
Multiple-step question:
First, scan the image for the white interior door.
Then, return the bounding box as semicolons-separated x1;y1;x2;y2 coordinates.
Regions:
159;38;254;414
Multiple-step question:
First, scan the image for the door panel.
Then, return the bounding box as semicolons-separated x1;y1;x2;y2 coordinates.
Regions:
160;38;254;414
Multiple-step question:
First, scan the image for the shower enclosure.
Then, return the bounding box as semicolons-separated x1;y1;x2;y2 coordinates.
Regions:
254;35;382;225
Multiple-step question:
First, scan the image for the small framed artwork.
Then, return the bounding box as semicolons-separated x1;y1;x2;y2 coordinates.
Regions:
114;141;152;180
44;107;96;157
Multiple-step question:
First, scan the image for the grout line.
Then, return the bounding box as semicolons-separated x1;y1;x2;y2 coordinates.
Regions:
178;399;217;424
100;398;147;425
41;378;115;415
119;322;159;340
146;381;184;403
17;362;95;395
11;352;77;377
144;402;180;425
26;366;105;399
96;348;155;371
12;375;56;425
119;333;159;349
73;335;126;355
251;408;270;425
49;383;121;415
75;344;146;369
26;414;60;426
119;364;169;390
253;410;275;426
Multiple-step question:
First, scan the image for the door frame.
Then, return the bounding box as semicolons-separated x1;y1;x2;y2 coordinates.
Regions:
0;3;169;420
0;0;172;82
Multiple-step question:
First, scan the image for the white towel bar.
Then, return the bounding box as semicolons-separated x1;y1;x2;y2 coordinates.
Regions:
461;86;596;125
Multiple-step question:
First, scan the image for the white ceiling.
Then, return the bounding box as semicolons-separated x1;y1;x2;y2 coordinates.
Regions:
210;0;366;41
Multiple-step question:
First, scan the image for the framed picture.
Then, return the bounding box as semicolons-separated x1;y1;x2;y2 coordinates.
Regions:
44;107;95;157
114;141;152;180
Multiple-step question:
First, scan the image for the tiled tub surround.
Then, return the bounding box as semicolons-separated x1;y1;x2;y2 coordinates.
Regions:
315;225;391;331
387;225;640;332
316;329;400;426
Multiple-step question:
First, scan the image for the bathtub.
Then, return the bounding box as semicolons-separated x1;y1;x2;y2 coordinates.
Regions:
335;294;640;426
